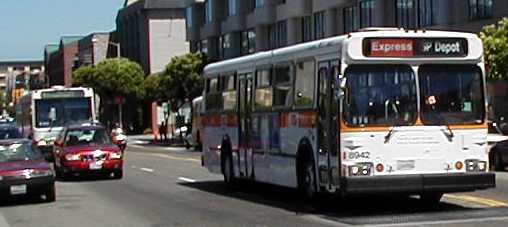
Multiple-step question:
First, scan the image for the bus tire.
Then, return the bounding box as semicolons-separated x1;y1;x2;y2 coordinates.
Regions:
221;140;235;187
493;151;505;171
420;192;443;205
297;148;317;201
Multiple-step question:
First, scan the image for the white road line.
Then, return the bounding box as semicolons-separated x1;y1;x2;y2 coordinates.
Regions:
364;216;508;227
0;212;11;227
178;177;197;183
139;168;154;173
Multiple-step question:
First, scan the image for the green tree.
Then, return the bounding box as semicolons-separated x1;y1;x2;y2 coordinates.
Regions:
73;58;145;129
480;17;508;81
160;53;206;113
142;73;164;102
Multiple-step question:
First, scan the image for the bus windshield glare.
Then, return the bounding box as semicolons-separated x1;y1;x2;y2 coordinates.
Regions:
419;65;485;125
35;98;92;128
343;65;417;126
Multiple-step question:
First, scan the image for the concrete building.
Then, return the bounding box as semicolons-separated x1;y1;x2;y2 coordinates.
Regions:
0;60;44;105
46;36;83;87
185;0;508;61
116;0;190;134
76;32;121;68
116;0;189;75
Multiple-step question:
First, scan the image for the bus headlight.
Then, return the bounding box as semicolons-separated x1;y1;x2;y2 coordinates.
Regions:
465;159;487;172
348;163;373;176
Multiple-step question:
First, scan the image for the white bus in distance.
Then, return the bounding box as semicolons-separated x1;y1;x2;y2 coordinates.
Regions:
200;28;495;203
16;86;97;158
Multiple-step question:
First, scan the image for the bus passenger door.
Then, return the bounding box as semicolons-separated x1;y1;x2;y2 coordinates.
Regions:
317;60;340;190
238;73;253;178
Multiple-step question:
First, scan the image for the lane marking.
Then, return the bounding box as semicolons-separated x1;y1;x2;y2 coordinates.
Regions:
141;153;201;163
365;216;508;227
444;194;508;207
140;168;154;173
0;213;10;227
178;177;197;183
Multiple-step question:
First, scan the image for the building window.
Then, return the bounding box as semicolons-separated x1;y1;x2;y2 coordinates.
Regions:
360;0;375;28
301;16;312;42
469;0;493;20
242;29;256;54
255;0;264;8
344;6;359;33
201;39;208;55
186;7;193;28
419;0;433;27
276;0;286;5
205;0;213;23
277;21;287;48
268;24;276;49
228;0;237;16
396;0;416;28
314;11;326;39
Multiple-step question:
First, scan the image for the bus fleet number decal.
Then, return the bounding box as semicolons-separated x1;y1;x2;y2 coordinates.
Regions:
348;151;371;160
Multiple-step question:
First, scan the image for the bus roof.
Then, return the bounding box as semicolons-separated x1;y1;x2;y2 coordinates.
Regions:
204;29;482;77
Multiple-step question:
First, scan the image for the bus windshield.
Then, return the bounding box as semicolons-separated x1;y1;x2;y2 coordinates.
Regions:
343;65;417;127
35;98;92;128
419;65;485;125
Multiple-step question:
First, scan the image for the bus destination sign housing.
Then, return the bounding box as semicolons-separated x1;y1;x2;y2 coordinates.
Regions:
364;38;468;58
41;90;85;99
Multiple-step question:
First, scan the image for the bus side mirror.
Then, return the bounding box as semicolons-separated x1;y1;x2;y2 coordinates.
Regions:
335;75;347;100
49;107;57;122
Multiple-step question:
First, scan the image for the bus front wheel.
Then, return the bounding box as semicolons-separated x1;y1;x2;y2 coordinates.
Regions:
298;154;317;201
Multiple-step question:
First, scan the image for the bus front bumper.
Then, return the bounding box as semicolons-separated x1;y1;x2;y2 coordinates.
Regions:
341;172;495;195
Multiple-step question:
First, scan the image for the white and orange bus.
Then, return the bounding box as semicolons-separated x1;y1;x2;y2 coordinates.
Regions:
201;29;495;202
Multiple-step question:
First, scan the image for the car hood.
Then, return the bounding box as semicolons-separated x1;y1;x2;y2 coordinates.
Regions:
64;144;119;154
0;159;50;174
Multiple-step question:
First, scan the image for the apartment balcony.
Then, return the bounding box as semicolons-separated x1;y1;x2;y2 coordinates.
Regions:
276;0;312;20
312;0;347;12
200;21;221;38
246;4;276;28
221;14;246;33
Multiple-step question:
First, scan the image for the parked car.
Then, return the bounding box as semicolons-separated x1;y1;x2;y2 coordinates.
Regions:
0;139;55;202
488;121;508;171
53;123;123;179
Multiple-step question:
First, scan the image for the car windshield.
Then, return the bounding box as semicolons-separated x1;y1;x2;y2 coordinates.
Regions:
35;97;92;128
0;129;22;140
343;65;417;126
419;65;485;125
65;128;111;146
0;143;42;163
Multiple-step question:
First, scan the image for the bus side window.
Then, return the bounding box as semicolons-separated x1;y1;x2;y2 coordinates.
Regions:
255;68;273;109
273;65;293;107
294;60;315;108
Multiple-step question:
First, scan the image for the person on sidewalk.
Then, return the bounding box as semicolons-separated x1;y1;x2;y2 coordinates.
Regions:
161;121;168;142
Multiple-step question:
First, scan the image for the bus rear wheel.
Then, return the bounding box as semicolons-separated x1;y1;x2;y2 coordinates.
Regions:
222;152;235;187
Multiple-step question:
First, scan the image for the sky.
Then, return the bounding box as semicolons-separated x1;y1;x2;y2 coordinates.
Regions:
0;0;125;61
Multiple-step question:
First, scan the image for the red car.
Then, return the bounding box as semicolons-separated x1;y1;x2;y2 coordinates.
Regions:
53;124;123;179
0;139;55;202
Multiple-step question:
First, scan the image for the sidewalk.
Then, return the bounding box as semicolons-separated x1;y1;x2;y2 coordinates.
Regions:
127;134;189;148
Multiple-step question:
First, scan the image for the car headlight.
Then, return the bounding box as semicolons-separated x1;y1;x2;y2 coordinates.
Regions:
65;154;81;161
0;175;3;181
109;152;122;159
29;169;53;178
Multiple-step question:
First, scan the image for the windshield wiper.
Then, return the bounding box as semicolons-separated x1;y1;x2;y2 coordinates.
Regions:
384;127;396;144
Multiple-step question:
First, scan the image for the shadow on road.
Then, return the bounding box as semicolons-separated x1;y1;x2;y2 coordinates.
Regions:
0;195;51;207
179;180;508;225
56;173;122;183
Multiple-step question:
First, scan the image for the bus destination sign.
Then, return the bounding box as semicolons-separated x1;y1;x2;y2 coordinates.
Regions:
41;90;85;99
364;38;468;58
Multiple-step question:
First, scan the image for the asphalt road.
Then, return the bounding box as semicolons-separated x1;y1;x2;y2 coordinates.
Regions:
2;142;508;227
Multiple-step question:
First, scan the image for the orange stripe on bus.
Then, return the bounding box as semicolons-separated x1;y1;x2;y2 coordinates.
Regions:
280;112;290;128
298;112;317;128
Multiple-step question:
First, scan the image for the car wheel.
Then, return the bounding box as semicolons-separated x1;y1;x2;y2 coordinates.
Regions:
113;170;123;179
45;184;56;202
420;192;443;206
